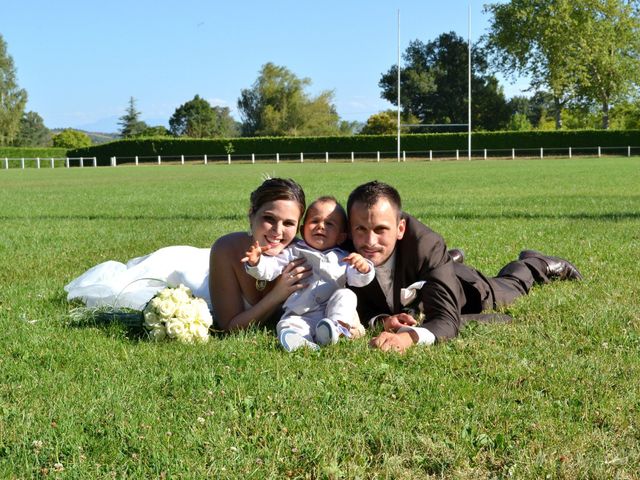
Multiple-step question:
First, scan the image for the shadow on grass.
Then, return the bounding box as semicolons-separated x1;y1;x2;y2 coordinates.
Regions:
414;211;640;222
3;211;639;222
62;301;258;343
64;305;149;340
461;313;513;325
0;213;244;221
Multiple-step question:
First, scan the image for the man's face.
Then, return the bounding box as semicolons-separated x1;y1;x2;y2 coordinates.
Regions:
349;198;406;267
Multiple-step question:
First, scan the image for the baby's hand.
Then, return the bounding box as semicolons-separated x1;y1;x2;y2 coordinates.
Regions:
241;241;269;266
343;253;371;274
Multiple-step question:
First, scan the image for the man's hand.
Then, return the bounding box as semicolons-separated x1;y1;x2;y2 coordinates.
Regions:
342;253;371;274
382;313;417;332
241;241;270;266
369;331;416;353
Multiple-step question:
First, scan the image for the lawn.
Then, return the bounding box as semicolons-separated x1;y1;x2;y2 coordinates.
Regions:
1;157;639;478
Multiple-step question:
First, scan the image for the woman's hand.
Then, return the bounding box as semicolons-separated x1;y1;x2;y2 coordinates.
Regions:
268;258;311;303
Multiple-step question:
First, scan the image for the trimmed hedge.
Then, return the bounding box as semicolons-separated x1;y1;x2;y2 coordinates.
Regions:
468;130;639;150
0;147;68;158
68;130;640;166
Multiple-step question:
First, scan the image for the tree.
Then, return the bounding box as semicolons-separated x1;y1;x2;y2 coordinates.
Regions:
0;34;28;146
506;113;533;131
609;98;640;129
52;129;91;148
135;125;170;137
360;111;397;135
507;91;599;129
13;111;50;146
485;0;579;129
379;33;511;131
562;105;600;129
169;95;238;138
238;63;343;137
485;0;640;129
338;120;361;136
118;97;148;138
573;0;640;129
359;110;420;135
527;91;557;128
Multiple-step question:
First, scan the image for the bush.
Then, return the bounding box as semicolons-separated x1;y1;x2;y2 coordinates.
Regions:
52;129;92;149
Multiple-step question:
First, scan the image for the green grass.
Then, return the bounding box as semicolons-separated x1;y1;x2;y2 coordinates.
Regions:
1;158;639;478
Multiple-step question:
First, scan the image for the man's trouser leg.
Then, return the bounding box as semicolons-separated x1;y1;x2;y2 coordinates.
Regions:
454;257;549;311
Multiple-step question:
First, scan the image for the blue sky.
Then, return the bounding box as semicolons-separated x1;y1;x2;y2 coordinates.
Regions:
1;0;524;133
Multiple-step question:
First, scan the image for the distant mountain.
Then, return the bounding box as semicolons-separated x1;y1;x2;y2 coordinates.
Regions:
51;128;119;145
75;116;120;134
75;116;169;136
85;131;119;144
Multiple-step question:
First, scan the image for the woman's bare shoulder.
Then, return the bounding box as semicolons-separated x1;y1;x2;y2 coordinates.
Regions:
212;232;249;253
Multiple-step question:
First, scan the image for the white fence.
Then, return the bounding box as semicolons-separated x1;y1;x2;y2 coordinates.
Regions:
2;157;97;169
106;145;638;165
2;145;638;169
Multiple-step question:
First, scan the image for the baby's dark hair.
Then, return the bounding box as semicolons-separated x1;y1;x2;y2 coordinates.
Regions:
249;178;306;218
303;195;348;232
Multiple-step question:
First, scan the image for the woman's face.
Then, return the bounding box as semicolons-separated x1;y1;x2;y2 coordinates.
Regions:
250;200;302;256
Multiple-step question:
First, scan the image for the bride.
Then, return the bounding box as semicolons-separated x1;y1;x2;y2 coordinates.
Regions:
65;178;311;331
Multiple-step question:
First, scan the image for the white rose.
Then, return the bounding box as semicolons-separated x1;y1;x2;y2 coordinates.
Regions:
148;325;167;341
178;283;192;297
157;287;173;300
174;302;196;323
156;299;177;318
192;323;210;343
143;311;162;329
175;328;194;344
193;299;213;327
147;297;163;313
170;288;190;305
165;318;186;339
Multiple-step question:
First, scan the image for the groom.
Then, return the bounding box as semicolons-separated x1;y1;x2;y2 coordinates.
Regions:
346;181;582;353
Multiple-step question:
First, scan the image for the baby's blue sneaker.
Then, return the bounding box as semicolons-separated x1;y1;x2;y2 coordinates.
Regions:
315;319;341;346
279;328;319;352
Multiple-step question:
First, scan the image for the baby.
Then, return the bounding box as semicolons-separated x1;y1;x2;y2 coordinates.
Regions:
243;196;374;351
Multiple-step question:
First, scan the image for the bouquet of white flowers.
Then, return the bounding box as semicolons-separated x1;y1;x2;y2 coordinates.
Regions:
69;283;213;344
143;284;212;343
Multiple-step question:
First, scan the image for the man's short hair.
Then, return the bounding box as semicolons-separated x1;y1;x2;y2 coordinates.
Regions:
347;181;402;218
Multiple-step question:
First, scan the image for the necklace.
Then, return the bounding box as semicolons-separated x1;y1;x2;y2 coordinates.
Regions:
255;279;267;291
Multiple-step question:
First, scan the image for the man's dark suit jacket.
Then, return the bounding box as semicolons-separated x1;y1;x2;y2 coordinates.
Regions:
349;213;466;341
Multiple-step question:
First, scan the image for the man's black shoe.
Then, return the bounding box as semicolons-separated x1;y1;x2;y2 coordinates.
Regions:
518;250;583;281
449;248;465;264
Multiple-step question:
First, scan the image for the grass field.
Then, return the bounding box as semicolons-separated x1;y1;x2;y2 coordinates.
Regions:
1;157;639;478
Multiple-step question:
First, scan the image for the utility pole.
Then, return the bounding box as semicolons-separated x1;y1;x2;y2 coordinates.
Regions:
468;1;472;160
397;9;401;163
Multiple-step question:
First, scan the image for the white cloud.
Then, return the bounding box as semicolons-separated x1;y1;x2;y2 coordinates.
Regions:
206;97;231;108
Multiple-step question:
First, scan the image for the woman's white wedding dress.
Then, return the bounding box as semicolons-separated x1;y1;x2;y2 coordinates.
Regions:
64;246;212;310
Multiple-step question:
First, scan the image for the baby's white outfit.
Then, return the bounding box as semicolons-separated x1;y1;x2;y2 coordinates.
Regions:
245;240;374;342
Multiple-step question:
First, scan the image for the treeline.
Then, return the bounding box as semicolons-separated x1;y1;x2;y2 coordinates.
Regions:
2;0;640;150
69;130;640;165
